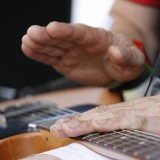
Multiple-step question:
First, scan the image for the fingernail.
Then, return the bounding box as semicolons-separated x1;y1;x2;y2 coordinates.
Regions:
50;126;67;138
51;123;63;132
51;118;70;132
66;120;79;128
54;131;67;138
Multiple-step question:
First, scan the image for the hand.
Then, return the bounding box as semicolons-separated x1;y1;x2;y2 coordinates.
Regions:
50;95;160;137
22;22;145;85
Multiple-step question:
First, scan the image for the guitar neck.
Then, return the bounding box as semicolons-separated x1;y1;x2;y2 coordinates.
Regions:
77;130;160;160
35;116;160;160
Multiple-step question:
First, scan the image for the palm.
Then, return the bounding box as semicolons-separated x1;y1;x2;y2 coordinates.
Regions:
22;22;145;85
54;40;112;85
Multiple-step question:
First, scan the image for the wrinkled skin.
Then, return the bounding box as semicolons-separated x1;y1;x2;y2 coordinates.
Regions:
50;95;160;137
22;22;145;86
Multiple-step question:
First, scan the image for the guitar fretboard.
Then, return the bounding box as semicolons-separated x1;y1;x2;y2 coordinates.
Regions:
81;130;160;160
35;116;160;160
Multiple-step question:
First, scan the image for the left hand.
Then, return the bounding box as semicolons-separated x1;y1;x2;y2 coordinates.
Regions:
50;95;160;137
21;22;145;86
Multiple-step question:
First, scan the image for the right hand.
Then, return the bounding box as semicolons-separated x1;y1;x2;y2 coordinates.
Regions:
50;95;160;138
22;22;145;86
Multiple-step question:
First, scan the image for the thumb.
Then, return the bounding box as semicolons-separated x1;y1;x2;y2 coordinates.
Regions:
108;45;145;67
104;45;146;81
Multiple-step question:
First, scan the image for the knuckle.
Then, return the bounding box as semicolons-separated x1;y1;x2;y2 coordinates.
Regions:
121;115;145;130
112;109;126;117
94;105;109;113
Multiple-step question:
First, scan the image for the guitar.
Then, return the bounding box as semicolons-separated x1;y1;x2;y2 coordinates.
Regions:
0;87;122;160
1;92;160;160
34;115;160;160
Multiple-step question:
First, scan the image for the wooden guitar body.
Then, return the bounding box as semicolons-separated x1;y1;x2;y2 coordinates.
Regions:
0;132;50;160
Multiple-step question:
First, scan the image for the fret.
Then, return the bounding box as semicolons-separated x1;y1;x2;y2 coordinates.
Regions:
123;130;160;143
82;132;100;139
36;108;60;116
133;149;160;159
28;109;78;131
115;130;160;147
84;133;121;143
4;100;58;118
103;137;133;147
81;130;160;160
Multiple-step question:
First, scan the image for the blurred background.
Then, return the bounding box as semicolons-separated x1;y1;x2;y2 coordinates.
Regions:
0;1;72;88
0;0;71;100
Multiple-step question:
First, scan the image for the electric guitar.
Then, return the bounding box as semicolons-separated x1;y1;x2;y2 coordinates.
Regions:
34;115;160;160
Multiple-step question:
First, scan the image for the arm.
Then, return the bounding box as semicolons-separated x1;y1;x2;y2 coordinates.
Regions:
110;0;159;62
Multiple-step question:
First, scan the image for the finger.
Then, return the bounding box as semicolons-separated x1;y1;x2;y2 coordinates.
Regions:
26;25;50;43
21;44;59;65
108;45;145;68
22;37;65;57
55;40;74;50
25;26;74;51
23;33;74;51
79;102;152;132
50;117;96;138
50;100;149;137
22;35;45;50
46;22;112;46
50;115;145;138
26;25;55;45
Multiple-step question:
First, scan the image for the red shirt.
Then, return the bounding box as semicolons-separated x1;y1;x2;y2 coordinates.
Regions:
129;0;160;7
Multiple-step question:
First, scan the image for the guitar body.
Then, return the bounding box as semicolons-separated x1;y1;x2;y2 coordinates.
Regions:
40;129;75;149
0;132;51;160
